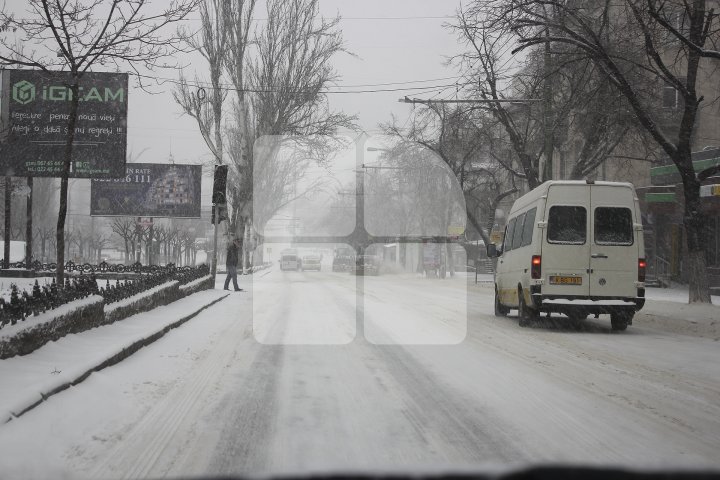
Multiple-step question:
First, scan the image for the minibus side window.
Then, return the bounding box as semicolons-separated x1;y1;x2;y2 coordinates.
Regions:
512;213;526;249
521;208;537;247
504;218;517;252
548;206;586;244
595;207;633;245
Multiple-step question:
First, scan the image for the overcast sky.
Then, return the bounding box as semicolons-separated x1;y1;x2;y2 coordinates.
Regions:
126;0;465;165
2;0;468;220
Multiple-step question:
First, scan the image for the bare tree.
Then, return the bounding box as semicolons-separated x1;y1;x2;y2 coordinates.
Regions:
0;0;200;285
450;4;650;187
500;0;720;301
110;217;137;263
174;0;229;166
89;229;112;264
173;0;230;275
176;0;355;272
383;107;517;246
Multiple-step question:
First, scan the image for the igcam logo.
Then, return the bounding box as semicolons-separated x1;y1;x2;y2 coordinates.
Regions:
12;80;35;104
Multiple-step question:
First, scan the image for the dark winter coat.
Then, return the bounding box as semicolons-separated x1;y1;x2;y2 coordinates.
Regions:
226;243;240;268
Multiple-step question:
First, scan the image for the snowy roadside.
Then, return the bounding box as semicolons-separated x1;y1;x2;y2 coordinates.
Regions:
633;286;719;340
466;279;719;340
0;289;229;423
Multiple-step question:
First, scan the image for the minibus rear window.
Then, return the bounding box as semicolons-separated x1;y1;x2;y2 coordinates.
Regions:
595;207;633;245
548;206;586;244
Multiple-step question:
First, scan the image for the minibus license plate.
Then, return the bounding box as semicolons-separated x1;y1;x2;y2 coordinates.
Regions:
550;275;582;285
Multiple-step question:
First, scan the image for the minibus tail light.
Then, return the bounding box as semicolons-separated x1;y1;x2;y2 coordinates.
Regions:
638;258;646;282
531;255;542;279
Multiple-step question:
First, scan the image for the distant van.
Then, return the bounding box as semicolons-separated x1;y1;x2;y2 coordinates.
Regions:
487;180;645;331
280;252;301;271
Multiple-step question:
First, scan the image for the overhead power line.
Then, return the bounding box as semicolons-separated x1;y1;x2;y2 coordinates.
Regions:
133;72;474;95
398;97;542;104
135;72;469;91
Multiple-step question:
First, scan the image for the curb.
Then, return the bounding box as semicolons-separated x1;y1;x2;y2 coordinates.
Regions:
6;292;230;423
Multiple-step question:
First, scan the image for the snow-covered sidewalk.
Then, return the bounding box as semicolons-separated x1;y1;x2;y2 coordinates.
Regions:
0;289;229;423
636;287;719;340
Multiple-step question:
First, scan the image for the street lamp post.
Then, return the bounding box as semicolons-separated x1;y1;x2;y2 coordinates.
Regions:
26;177;33;270
3;177;10;269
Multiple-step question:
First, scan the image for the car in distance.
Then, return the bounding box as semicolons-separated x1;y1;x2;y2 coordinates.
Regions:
332;248;355;272
352;254;381;276
301;254;322;271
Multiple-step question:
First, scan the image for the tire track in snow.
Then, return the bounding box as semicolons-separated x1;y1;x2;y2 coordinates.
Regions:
364;342;519;464
204;345;284;475
464;314;720;447
88;295;248;479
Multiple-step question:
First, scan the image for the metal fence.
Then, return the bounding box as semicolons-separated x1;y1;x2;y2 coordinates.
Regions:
5;260;197;275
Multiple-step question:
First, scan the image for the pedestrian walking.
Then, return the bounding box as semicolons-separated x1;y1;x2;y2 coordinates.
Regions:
224;238;243;291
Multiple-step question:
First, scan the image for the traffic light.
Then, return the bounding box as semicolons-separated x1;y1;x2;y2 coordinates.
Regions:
212;164;228;205
212;164;229;224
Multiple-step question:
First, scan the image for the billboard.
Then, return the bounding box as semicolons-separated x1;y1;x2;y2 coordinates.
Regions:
90;163;202;218
0;69;128;177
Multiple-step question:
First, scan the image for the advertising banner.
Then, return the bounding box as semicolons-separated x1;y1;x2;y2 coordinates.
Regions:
90;163;202;217
0;69;128;177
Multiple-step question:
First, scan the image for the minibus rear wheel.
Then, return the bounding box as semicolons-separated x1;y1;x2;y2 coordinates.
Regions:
610;311;632;331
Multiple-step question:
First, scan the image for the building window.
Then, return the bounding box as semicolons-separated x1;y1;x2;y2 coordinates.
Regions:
707;216;720;267
661;77;686;110
663;85;679;109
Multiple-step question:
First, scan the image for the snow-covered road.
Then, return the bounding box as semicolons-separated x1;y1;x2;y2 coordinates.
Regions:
0;269;719;478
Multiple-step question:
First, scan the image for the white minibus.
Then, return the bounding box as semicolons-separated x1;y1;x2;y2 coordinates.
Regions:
280;251;301;271
487;180;645;331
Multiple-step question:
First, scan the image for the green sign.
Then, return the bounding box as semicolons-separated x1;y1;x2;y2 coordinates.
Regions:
0;69;128;178
12;80;35;104
650;149;720;186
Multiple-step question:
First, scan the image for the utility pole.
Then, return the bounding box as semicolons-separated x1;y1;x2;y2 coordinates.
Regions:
3;176;10;269
26;177;32;269
147;217;154;265
212;197;220;275
541;26;554;182
211;164;228;278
